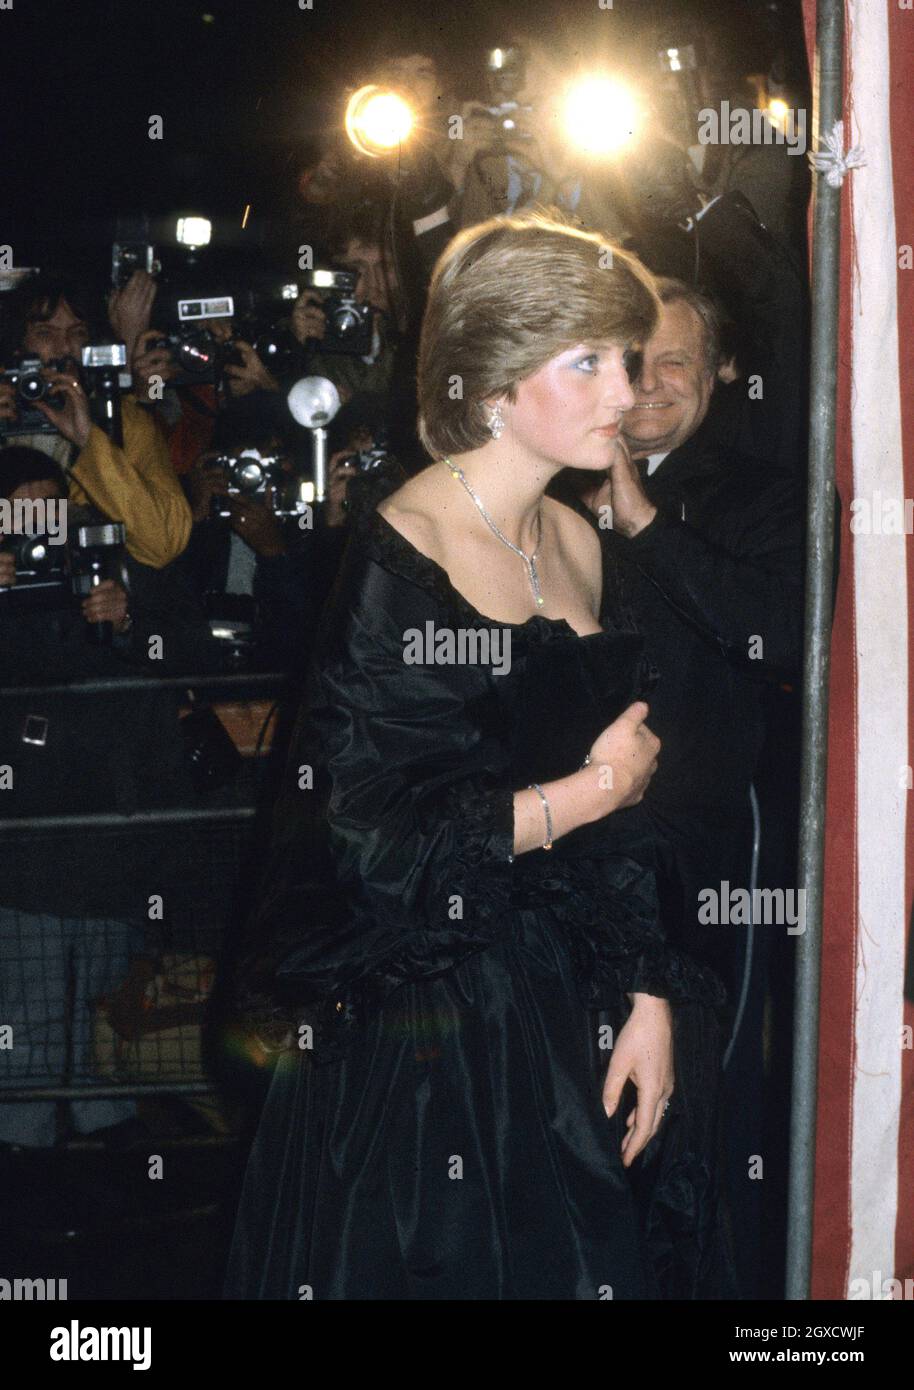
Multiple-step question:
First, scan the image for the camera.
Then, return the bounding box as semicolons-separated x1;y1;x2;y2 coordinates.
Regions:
0;519;128;644
301;270;374;357
1;348;129;442
153;325;225;385
68;520;130;646
655;40;703;148
343;432;396;475
204;596;259;675
209;449;313;524
230;323;303;379
82;344;128;446
209;449;298;520
112;242;160;289
339;432;402;518
217;325;302;382
0;530;68;599
112;242;161;289
226;281;305;379
151;294;235;387
0;356;65;436
480;45;534;140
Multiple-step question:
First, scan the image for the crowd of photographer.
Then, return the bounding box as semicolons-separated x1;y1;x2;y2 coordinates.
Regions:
0;160;410;1150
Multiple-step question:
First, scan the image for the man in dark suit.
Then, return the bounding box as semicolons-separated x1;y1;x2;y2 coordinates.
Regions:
553;277;804;1297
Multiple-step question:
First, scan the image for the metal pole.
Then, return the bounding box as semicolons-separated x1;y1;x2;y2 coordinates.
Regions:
0;1082;214;1101
786;0;845;1301
0;670;288;698
0;806;259;831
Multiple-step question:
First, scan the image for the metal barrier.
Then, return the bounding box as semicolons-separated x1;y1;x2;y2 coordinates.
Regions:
0;670;288;1143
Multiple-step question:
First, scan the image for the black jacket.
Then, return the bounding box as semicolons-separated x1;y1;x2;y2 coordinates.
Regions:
556;419;804;821
555;423;803;973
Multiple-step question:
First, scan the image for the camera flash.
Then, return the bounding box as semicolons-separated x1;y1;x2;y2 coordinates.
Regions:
176;216;212;249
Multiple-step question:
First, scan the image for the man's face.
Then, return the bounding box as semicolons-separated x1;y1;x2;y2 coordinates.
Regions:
503;341;636;474
380;53;440;117
336;240;394;315
22;298;89;368
621;299;715;457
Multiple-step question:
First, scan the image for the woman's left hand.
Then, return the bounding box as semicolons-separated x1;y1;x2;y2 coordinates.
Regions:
602;993;674;1167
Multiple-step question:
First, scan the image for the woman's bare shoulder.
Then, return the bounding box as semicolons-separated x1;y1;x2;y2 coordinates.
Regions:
545;495;602;560
375;466;451;552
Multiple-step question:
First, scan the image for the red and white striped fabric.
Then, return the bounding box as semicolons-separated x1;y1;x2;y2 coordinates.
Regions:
804;0;914;1299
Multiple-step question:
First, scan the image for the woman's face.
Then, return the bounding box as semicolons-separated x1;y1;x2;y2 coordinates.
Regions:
501;341;636;472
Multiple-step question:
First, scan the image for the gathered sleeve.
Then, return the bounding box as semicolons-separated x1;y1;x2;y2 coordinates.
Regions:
266;550;517;1015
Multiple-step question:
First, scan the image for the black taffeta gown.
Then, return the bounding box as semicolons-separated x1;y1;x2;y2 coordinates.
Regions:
224;502;730;1301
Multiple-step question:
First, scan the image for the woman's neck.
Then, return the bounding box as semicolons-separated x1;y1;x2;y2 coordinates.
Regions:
442;446;559;552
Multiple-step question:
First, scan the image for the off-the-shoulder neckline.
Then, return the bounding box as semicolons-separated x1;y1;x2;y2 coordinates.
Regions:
367;506;607;640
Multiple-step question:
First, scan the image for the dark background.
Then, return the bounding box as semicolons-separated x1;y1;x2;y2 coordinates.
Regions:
3;0;808;273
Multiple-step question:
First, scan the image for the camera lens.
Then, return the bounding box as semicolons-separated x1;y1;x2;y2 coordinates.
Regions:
331;306;361;340
18;370;47;403
176;333;216;373
229;458;266;493
254;330;298;374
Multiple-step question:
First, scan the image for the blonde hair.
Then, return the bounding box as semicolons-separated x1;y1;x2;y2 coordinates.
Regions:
417;208;660;459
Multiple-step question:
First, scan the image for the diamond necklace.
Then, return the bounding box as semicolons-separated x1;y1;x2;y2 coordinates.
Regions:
444;459;545;607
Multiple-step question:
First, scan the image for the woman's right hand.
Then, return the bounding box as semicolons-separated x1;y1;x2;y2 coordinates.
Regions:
584;701;660;817
512;702;659;857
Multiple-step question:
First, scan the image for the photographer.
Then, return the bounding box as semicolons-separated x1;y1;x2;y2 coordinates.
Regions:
179;397;352;676
0;274;192;569
447;32;630;242
115;273;287;479
289;204;439;470
290;217;399;405
0;446;202;1150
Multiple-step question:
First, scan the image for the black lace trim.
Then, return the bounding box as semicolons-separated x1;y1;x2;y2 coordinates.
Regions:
362;507;614;645
512;855;727;1014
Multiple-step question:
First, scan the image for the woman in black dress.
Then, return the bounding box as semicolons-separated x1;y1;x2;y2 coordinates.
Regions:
225;210;728;1300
